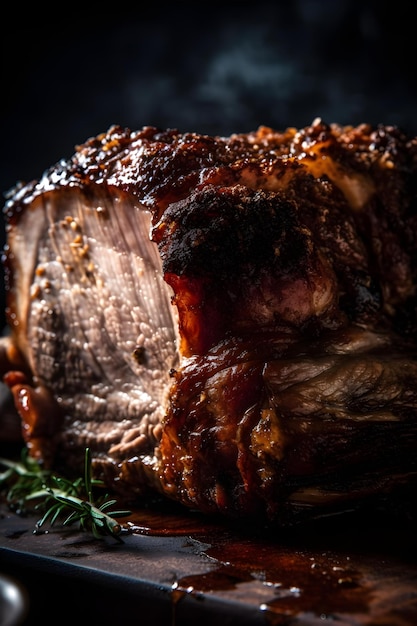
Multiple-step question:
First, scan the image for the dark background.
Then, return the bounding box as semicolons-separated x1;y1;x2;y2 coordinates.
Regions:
1;0;416;326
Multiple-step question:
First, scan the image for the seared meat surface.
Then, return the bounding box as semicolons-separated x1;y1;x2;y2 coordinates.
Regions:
1;118;417;522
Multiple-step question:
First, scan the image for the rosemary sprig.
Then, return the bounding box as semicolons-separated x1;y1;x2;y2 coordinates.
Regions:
0;447;131;542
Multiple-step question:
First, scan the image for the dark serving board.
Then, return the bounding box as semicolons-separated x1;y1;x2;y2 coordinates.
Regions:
0;493;416;626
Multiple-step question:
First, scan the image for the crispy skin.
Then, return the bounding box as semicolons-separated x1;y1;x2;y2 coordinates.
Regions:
2;119;417;522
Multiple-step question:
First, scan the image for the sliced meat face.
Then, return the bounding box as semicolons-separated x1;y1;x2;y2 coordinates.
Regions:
3;185;178;491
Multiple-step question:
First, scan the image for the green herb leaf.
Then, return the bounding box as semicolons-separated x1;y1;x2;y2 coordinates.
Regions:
0;448;131;542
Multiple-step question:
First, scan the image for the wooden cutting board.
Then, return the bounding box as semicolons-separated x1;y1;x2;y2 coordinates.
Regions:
0;496;416;625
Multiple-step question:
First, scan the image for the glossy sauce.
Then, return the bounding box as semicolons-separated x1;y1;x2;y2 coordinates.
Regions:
122;499;417;624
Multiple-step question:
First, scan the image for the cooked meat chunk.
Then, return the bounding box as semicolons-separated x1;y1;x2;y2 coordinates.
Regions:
1;118;417;522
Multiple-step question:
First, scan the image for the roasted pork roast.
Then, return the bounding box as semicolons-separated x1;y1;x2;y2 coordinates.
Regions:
1;118;417;523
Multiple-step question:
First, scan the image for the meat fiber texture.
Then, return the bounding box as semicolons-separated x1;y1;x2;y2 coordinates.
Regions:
1;118;417;524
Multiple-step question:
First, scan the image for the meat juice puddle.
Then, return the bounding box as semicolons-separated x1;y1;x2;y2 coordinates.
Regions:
121;502;413;624
1;494;415;623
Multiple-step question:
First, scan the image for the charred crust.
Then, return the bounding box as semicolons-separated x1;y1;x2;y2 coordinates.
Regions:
154;185;308;280
5;120;415;224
